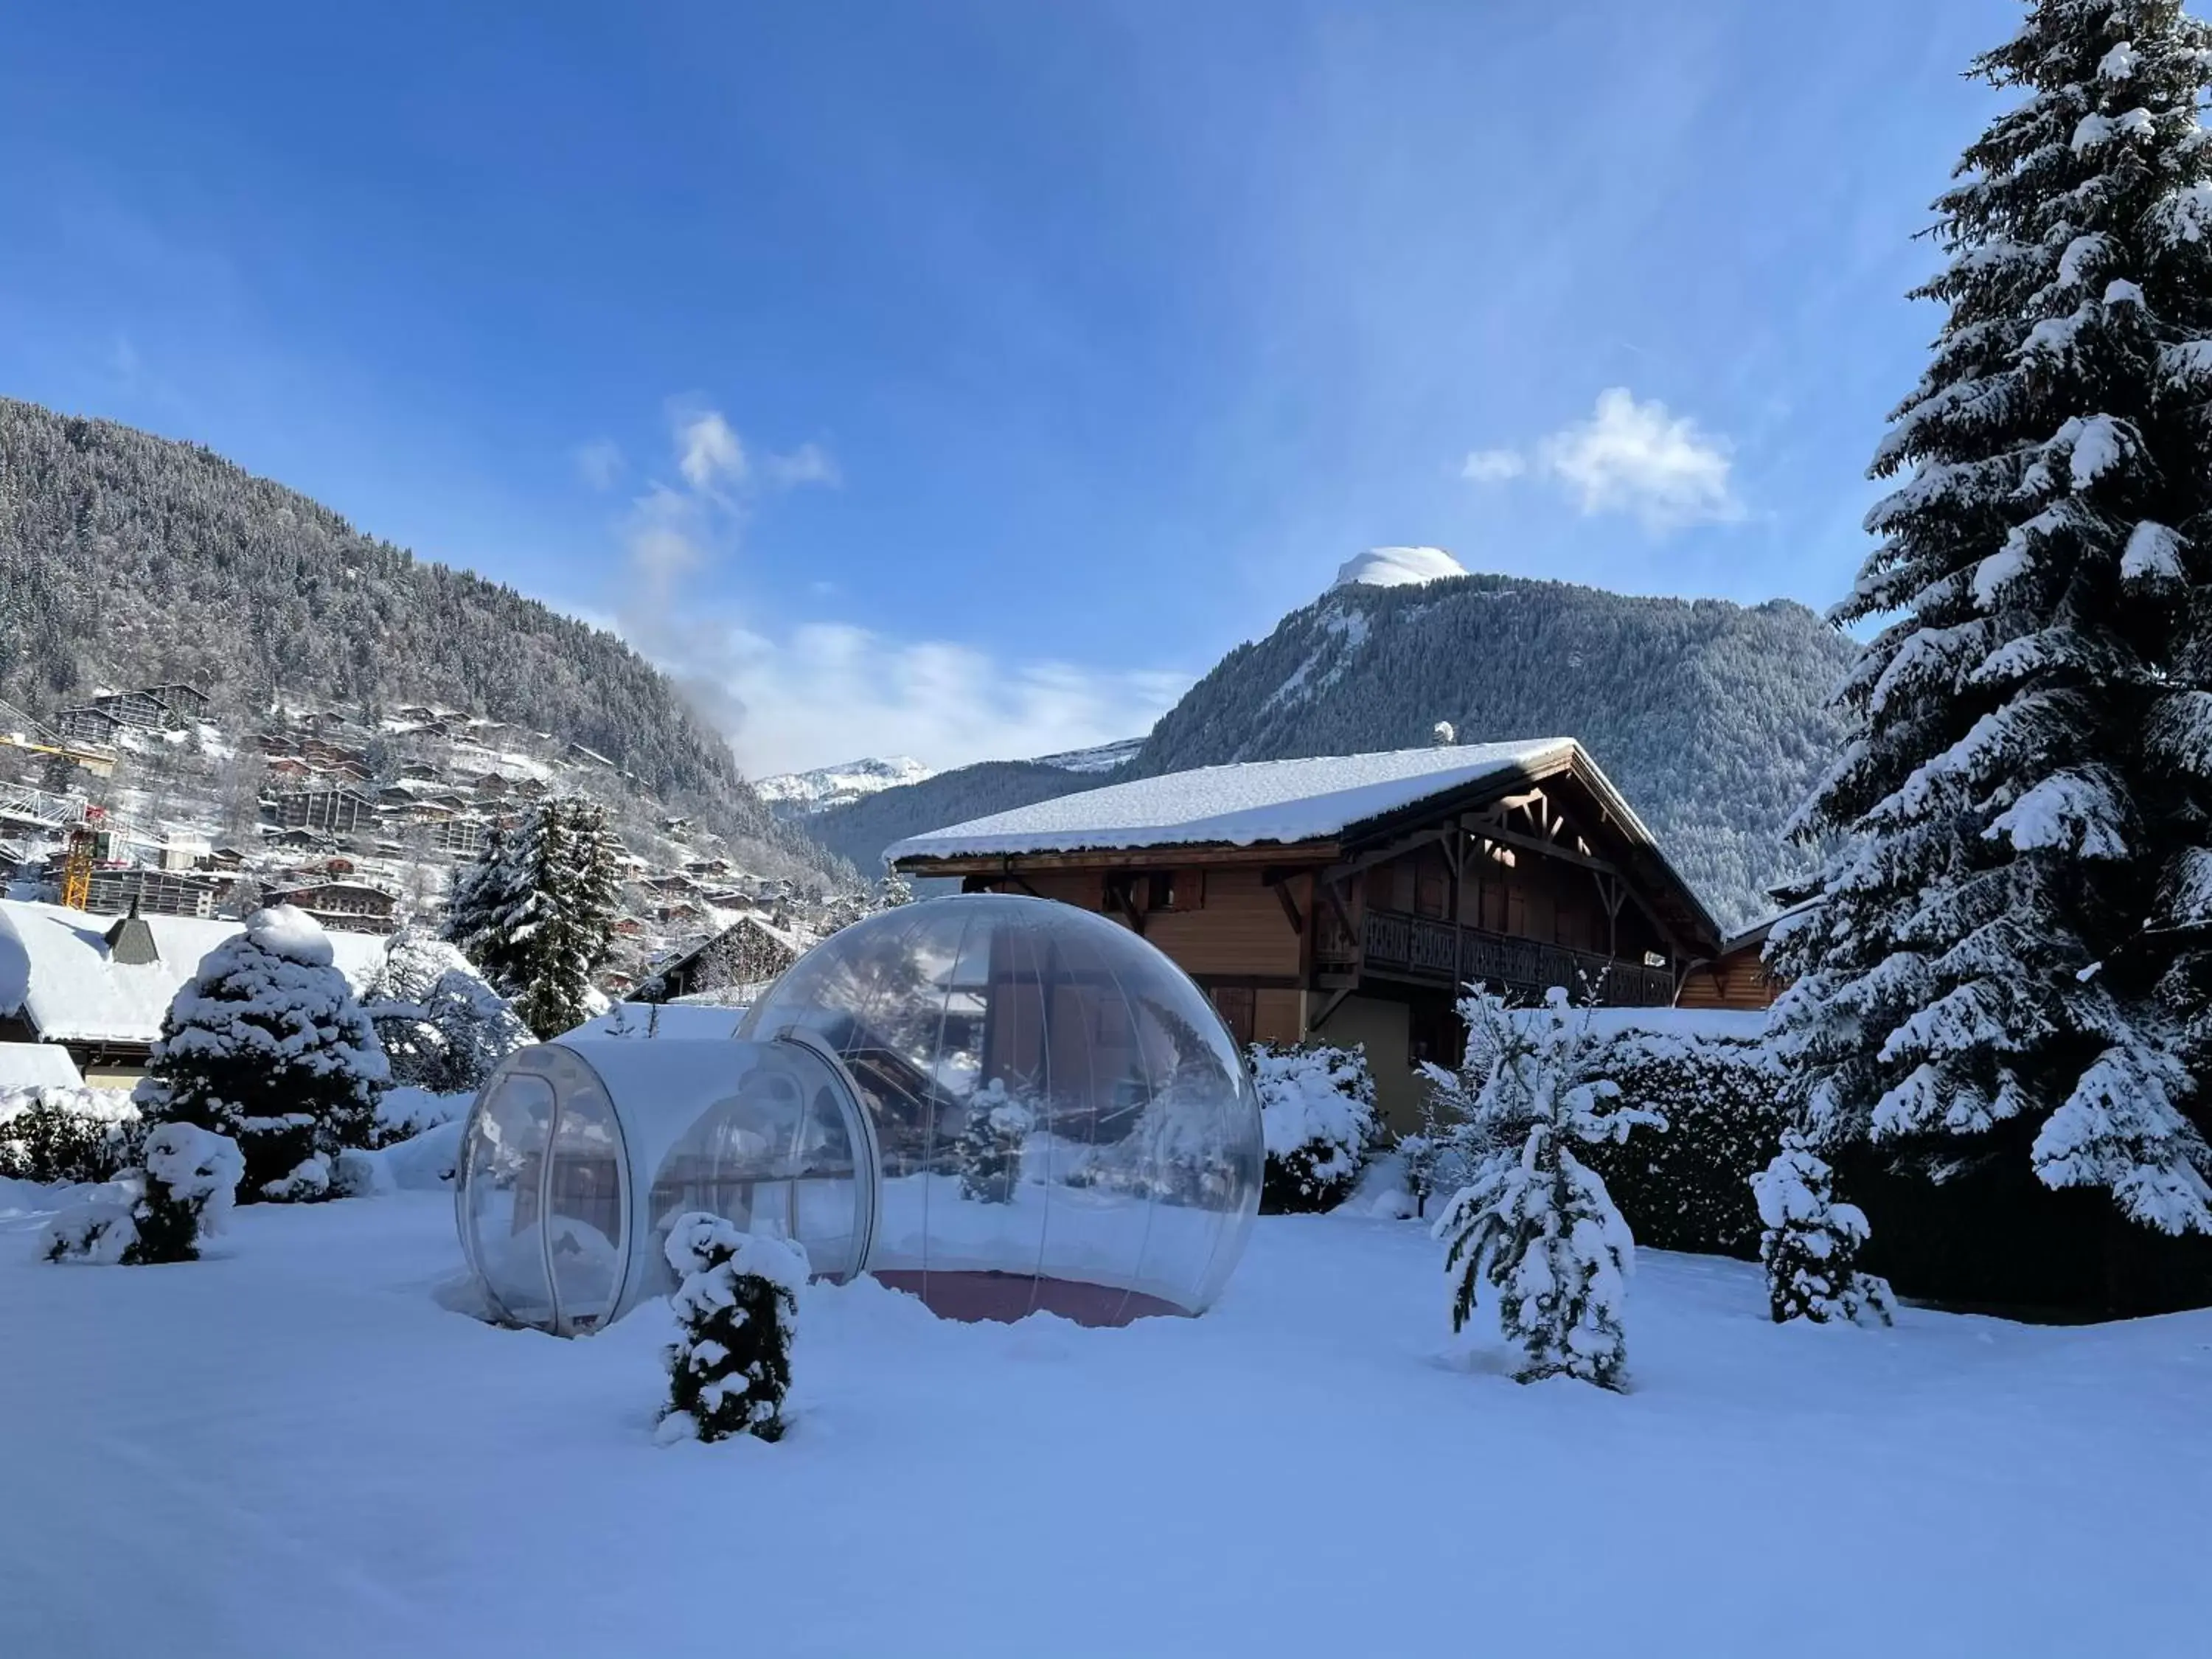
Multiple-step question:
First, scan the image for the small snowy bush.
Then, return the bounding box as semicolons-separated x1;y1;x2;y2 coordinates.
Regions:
1251;1042;1379;1213
957;1078;1034;1204
1752;1130;1894;1326
44;1122;243;1266
1432;987;1662;1391
134;905;388;1200
0;1086;142;1186
659;1212;807;1445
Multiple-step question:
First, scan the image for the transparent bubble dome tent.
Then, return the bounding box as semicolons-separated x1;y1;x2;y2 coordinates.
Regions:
455;894;1265;1333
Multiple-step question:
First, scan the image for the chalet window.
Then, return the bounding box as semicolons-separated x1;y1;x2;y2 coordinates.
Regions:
1416;862;1448;919
1144;869;1205;911
1209;986;1255;1046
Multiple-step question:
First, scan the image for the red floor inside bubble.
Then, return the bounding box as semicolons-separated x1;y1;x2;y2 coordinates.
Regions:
869;1269;1189;1327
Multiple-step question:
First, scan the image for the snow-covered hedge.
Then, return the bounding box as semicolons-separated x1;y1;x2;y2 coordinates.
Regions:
1250;1043;1380;1214
0;1086;142;1186
1574;1017;1784;1260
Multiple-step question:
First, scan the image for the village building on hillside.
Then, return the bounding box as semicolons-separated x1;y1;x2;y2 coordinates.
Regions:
0;899;387;1085
268;785;378;836
890;740;1729;1125
265;879;400;936
635;914;807;1004
53;683;211;741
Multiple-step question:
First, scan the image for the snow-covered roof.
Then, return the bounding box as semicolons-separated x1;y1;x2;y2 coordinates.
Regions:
888;740;1604;861
1331;546;1468;591
0;1041;85;1090
0;900;387;1048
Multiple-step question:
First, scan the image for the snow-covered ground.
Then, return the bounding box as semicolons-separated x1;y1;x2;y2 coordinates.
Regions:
2;1181;2206;1658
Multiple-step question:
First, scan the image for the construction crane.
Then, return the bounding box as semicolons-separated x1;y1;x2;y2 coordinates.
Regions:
0;695;117;779
60;805;105;911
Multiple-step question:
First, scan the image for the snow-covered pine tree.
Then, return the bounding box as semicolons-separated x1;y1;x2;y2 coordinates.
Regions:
1432;987;1663;1391
658;1212;807;1445
1772;1;2212;1256
444;796;624;1039
956;1077;1034;1203
133;906;386;1200
1751;1129;1896;1325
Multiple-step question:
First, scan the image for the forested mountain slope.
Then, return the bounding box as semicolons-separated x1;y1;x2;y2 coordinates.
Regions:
807;760;1103;873
830;574;1858;932
0;397;835;881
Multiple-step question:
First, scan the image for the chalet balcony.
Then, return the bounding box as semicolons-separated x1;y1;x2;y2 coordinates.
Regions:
1352;907;1675;1007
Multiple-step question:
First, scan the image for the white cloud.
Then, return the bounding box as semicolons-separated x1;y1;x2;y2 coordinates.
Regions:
1459;387;1743;532
711;625;1186;776
765;442;841;489
571;437;625;490
674;407;747;490
608;402;1179;776
1460;447;1526;484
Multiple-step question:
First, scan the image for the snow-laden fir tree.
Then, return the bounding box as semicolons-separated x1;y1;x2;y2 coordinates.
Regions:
956;1077;1035;1203
43;1122;243;1266
1430;987;1663;1391
134;906;386;1200
1751;1129;1896;1326
1772;0;2212;1244
364;925;530;1095
658;1211;807;1445
444;796;624;1040
1250;1042;1380;1213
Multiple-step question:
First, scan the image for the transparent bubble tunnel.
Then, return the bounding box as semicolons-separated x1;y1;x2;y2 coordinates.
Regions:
456;894;1265;1332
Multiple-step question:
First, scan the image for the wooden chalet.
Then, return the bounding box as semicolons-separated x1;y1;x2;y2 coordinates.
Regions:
889;740;1725;1126
1674;909;1792;1012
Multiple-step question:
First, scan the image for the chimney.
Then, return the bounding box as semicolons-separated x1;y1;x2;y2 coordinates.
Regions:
103;894;161;967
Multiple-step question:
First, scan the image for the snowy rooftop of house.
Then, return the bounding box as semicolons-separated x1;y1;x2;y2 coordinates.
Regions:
888;739;1637;862
0;900;387;1047
0;1040;85;1090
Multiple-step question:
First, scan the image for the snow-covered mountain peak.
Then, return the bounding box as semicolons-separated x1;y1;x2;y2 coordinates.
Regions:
754;756;935;817
1331;546;1468;591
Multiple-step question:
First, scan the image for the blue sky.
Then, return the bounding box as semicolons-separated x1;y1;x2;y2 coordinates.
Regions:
0;0;2017;774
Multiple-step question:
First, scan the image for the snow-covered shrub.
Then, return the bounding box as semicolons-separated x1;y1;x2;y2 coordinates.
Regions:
1752;1130;1894;1326
956;1078;1034;1204
658;1212;807;1445
1431;987;1663;1391
1575;1023;1785;1259
44;1123;243;1266
0;1086;142;1186
41;1201;139;1265
133;905;388;1200
261;1152;333;1203
1251;1042;1379;1213
364;927;530;1099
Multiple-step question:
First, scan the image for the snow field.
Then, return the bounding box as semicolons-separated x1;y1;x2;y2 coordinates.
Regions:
1;1187;2207;1658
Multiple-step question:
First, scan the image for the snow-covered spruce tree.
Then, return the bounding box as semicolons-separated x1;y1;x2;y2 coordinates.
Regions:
956;1077;1034;1203
1250;1042;1380;1213
1432;987;1663;1391
658;1211;807;1445
1773;1;2212;1260
1751;1129;1896;1325
133;906;386;1201
444;796;624;1039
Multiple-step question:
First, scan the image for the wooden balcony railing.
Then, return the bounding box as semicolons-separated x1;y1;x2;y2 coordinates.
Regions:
1354;907;1675;1007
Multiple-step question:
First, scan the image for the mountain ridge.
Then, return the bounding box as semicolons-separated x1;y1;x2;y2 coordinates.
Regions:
0;396;841;884
813;571;1857;931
